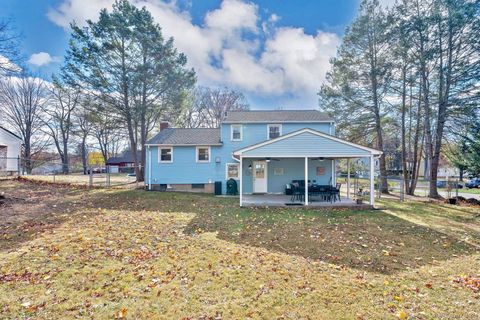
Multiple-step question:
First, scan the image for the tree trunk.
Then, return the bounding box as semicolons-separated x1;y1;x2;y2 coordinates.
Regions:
400;65;409;194
81;137;88;175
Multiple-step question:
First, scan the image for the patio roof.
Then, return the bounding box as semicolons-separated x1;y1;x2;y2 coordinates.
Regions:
233;128;382;158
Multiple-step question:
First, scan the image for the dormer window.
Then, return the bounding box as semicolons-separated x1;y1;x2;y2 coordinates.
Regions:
231;124;242;141
267;124;282;139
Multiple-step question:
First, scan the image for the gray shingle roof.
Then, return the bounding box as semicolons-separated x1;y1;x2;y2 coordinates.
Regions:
147;128;221;145
223;110;333;123
106;150;142;165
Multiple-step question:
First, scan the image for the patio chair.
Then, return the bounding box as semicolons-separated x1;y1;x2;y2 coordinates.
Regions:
290;182;304;202
317;185;331;203
330;184;341;202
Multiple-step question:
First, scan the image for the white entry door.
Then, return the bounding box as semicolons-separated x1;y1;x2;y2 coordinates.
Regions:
253;161;267;193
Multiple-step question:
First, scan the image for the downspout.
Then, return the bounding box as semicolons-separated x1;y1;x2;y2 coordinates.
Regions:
148;145;152;190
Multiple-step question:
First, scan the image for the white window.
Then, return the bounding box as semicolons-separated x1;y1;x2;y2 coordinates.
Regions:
196;146;210;163
159;147;173;163
267;124;282;139
231;124;242;141
226;163;239;179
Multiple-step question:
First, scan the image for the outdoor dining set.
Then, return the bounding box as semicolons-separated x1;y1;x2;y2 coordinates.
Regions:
286;180;341;203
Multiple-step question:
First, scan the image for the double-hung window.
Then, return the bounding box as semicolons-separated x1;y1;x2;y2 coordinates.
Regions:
231;124;242;141
159;147;173;163
196;146;210;163
267;124;282;139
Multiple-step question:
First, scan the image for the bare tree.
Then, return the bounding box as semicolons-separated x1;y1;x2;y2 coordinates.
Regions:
0;18;20;74
180;87;249;128
0;73;48;173
42;77;80;174
88;104;126;163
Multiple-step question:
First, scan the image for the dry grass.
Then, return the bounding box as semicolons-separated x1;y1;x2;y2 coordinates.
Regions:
0;180;479;319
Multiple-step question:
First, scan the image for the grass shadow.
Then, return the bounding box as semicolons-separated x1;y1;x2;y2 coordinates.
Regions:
1;180;478;275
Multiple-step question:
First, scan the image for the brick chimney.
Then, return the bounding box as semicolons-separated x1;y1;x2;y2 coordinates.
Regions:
160;121;170;131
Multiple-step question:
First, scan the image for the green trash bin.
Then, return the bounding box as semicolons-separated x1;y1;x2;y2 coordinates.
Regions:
214;181;222;195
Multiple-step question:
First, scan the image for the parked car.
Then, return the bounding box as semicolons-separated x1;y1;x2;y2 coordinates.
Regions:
465;178;480;189
87;167;103;174
436;180;463;189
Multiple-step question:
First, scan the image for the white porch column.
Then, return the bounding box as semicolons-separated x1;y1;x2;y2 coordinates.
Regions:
370;155;375;206
148;146;152;190
239;156;243;207
305;157;309;206
347;158;351;199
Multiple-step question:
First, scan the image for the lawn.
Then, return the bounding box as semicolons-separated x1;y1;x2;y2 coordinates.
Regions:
0;180;479;319
458;188;480;195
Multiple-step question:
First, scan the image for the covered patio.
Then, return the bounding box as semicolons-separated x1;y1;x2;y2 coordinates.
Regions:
242;194;371;208
233;128;382;207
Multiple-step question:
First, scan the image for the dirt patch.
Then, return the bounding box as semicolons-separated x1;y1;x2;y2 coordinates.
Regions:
0;180;88;252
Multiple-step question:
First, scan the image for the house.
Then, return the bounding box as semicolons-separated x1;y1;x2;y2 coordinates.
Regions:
106;150;142;173
418;155;459;179
0;126;22;174
145;110;382;206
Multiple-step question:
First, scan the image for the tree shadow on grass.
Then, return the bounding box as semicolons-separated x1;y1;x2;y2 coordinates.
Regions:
184;204;479;275
2;180;478;275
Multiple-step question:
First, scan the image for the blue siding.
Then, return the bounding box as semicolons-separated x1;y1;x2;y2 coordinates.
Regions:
241;158;333;194
242;132;371;157
146;122;336;193
147;145;225;185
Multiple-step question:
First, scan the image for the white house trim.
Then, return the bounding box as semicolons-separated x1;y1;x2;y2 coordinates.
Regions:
225;163;240;180
223;120;334;124
196;146;211;163
233;128;382;156
158;146;173;163
231;124;243;141
239;156;243;206
146;143;222;146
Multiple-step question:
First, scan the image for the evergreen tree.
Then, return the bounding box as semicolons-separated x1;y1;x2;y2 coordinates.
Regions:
63;0;195;181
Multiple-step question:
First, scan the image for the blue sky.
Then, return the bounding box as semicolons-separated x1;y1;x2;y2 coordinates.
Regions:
0;0;369;109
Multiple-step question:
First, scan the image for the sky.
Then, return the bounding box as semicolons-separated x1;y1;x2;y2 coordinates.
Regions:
0;0;393;109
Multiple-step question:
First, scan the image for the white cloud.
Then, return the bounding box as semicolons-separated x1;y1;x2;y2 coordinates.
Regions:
47;0;114;29
28;52;60;66
47;0;341;107
0;55;22;74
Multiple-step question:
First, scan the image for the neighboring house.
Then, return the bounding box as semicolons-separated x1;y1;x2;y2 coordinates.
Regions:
106;150;142;173
418;155;459;179
145;110;382;206
0;126;22;174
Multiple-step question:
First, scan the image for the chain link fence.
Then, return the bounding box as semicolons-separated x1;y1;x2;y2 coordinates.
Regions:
0;156;142;188
337;173;480;205
373;176;472;203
